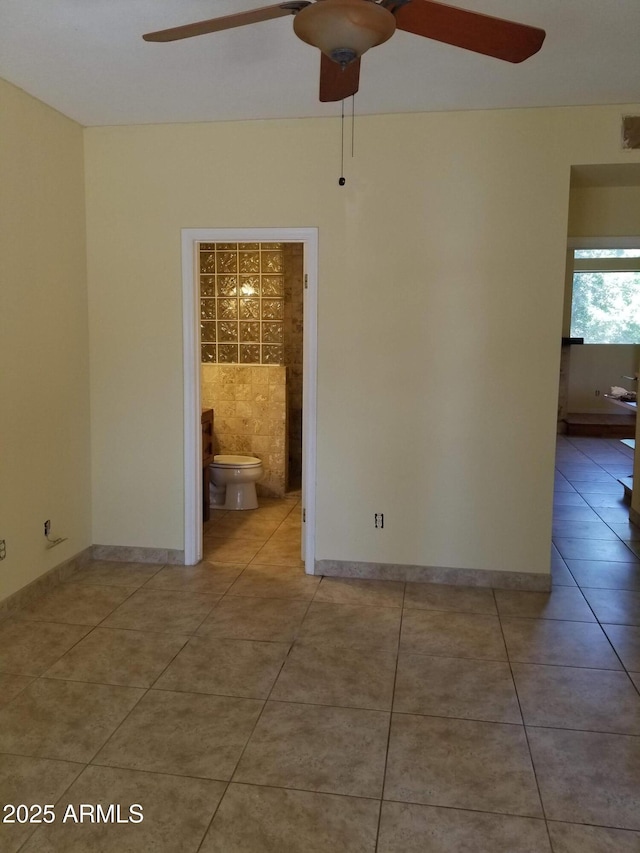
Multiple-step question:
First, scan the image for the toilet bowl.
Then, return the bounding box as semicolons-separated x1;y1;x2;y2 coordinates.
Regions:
210;455;263;511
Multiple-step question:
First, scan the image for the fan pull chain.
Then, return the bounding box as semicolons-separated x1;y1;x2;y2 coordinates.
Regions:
339;99;346;186
351;94;355;158
338;96;355;187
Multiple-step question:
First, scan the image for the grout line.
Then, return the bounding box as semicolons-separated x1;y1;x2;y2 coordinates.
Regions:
494;589;554;851
186;555;301;853
373;582;405;853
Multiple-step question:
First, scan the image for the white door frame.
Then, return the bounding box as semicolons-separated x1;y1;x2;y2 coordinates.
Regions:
181;227;318;571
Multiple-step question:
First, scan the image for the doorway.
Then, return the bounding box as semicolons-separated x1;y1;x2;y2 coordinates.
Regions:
553;164;640;583
181;227;318;570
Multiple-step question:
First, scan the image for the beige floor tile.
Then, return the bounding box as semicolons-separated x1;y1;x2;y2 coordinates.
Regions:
552;505;601;519
501;618;622;669
69;560;164;588
513;664;640;734
385;714;542;817
0;673;33;708
0;678;143;762
20;765;225;853
602;623;640;671
622;539;640;560
155;635;289;698
43;627;188;687
271;644;396;710
551;557;577;587
205;513;283;540
203;536;263;564
143;561;245;595
202;506;231;537
553;492;589;507
0;619;91;677
298;603;401;651
400;610;507;660
251;533;304;568
527;727;640;829
197;596;309;642
566;560;640;591
234;701;389;798
553;538;637;563
404;583;496;615
494;588;595;622
0;754;83;853
252;499;298;520
17;583;134;626
593;505;638;523
608;521;640;541
552;520;619;540
93;689;263;780
547;821;640;852
101;588;218;634
276;521;303;540
314;578;404;608
394;655;521;723
228;564;320;600
200;783;379;853
377;802;551;853
581;587;640;626
276;512;303;534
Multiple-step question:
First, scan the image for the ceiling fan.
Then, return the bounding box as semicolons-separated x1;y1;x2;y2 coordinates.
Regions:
143;0;546;102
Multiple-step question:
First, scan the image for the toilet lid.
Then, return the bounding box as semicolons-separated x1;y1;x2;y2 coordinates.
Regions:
213;454;262;468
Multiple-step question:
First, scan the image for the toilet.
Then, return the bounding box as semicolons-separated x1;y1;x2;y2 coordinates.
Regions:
209;455;263;510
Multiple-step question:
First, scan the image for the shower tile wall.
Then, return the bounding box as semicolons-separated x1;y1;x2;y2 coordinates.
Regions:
201;365;287;498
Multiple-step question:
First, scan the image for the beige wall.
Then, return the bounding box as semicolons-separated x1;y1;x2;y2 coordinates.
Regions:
568;185;640;237
567;345;640;413
84;103;640;577
201;365;287;497
0;79;90;601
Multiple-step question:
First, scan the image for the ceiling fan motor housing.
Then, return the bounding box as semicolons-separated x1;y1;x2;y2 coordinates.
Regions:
293;0;396;65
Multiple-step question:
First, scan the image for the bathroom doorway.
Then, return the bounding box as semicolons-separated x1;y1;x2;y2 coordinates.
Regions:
181;227;318;569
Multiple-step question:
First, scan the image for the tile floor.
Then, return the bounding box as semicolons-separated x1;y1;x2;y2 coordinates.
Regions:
0;439;639;851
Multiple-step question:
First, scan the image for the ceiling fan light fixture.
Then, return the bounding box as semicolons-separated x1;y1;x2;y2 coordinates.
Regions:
293;0;396;64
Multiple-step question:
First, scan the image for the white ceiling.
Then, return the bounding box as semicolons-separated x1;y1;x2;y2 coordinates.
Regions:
1;0;639;127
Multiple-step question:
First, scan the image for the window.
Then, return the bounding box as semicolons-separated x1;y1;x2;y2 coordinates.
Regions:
570;248;640;343
199;242;285;364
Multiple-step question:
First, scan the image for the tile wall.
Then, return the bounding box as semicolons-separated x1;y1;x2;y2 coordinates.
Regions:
201;365;287;498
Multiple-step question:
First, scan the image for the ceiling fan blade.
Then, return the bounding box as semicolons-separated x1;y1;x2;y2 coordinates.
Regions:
392;0;545;63
143;3;307;42
319;55;361;102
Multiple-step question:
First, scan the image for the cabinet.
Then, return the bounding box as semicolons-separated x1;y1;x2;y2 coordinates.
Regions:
201;408;214;521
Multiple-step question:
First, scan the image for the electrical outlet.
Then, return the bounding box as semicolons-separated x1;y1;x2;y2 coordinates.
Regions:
44;520;51;537
0;540;5;561
595;389;601;397
374;513;384;529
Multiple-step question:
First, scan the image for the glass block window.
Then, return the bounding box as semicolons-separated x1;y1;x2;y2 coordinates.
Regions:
199;243;285;364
